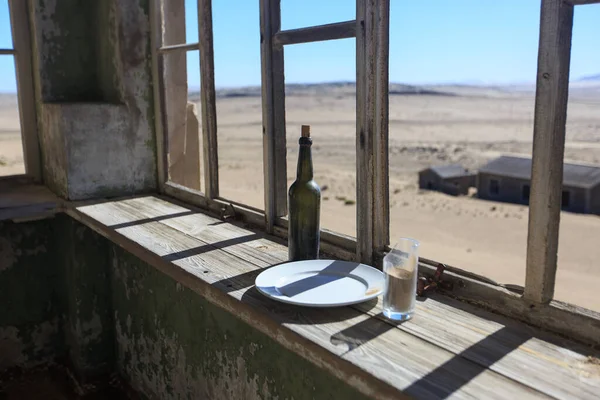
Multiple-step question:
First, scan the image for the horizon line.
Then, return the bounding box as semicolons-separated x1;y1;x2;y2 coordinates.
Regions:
0;75;598;95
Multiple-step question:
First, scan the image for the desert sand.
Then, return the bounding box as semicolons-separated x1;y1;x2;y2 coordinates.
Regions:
2;82;599;311
0;94;24;176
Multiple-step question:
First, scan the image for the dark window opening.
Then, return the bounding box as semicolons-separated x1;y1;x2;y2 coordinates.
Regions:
522;184;530;201
489;179;499;195
562;190;571;208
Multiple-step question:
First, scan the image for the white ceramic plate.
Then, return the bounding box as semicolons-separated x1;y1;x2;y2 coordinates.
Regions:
255;259;384;307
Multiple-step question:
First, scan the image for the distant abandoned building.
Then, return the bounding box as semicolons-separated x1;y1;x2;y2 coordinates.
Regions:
477;155;600;214
418;164;476;196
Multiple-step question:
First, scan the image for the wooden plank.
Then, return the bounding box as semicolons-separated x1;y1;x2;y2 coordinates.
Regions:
112;196;600;399
0;179;61;221
270;0;288;220
150;0;168;191
525;0;574;304
158;42;200;53
0;49;15;55
162;0;190;191
355;0;374;264
373;0;390;255
129;195;355;267
198;0;219;198
9;0;41;182
163;181;358;261
272;21;356;46
412;257;600;348
355;295;600;400
0;181;59;209
68;197;552;400
184;103;201;190
83;196;600;397
259;0;275;232
164;180;600;348
260;0;287;232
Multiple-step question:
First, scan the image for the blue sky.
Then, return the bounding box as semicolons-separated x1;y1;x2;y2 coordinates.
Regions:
0;1;598;92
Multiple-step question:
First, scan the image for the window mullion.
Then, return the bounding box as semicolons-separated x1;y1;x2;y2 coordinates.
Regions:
373;0;390;257
198;0;219;199
356;0;379;264
260;0;287;233
9;0;41;181
525;0;574;304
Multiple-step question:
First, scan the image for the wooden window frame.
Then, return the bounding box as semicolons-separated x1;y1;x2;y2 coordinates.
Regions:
3;0;40;182
151;0;600;335
151;0;389;263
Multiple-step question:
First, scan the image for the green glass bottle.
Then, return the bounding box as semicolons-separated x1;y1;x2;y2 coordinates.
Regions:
288;125;321;261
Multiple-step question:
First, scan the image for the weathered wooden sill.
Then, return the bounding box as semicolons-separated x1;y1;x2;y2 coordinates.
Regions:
0;177;62;222
57;194;600;400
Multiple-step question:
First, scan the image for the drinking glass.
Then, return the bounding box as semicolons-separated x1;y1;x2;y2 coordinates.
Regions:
382;238;419;321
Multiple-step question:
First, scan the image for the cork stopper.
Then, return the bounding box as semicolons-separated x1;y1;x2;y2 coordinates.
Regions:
301;125;311;138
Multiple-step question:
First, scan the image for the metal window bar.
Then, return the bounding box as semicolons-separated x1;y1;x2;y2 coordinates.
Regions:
0;49;15;55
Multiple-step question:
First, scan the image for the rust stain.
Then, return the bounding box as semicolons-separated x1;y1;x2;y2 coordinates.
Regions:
586;356;600;366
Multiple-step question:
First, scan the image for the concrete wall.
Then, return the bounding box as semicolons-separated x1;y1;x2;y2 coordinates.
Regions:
0;219;64;371
0;216;115;382
110;245;368;400
30;0;157;200
0;216;369;399
54;216;115;381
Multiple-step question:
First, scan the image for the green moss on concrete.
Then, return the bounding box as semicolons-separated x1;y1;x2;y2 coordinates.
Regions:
35;0;99;102
0;219;65;368
54;216;115;379
94;1;122;104
0;214;372;398
110;246;370;400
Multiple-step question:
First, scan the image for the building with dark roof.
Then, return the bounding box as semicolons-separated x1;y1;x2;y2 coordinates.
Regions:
477;155;600;214
418;164;476;196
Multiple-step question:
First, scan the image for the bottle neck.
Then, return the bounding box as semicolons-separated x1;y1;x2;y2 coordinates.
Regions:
296;138;313;181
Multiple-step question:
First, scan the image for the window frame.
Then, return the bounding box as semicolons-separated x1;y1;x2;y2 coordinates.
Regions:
3;0;40;182
151;0;387;263
151;0;600;313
